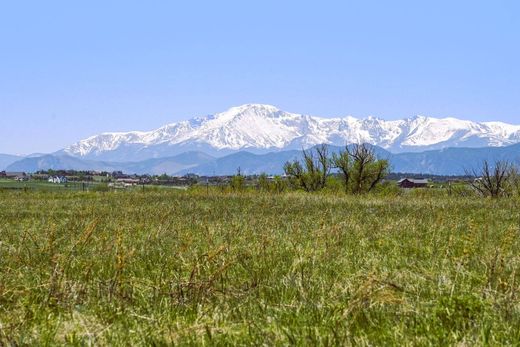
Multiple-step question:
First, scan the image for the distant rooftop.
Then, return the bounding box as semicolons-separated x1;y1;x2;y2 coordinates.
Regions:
398;178;429;184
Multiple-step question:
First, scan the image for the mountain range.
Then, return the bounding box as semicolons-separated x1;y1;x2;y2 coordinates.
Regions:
0;154;22;170
2;104;520;175
61;104;520;161
4;143;520;176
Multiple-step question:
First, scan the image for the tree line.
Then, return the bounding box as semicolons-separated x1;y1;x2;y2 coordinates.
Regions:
229;143;520;198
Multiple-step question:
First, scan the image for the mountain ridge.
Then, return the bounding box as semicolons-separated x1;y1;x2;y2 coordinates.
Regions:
61;104;520;162
0;154;24;171
5;152;215;175
7;143;520;176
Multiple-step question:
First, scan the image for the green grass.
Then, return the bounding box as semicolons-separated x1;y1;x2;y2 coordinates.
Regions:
0;179;188;193
0;180;94;192
0;190;519;345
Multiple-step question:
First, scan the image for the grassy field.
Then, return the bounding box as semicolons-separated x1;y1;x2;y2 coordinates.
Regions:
0;179;96;192
0;179;188;193
0;190;519;345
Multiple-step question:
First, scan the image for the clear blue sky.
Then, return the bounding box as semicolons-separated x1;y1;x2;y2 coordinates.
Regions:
1;0;519;154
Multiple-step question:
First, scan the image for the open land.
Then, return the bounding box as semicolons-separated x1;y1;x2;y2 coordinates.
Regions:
0;189;519;345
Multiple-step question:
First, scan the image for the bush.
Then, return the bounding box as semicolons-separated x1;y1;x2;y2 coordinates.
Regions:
322;176;343;194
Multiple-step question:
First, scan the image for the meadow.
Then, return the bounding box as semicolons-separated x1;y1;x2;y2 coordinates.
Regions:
0;189;519;345
0;179;99;192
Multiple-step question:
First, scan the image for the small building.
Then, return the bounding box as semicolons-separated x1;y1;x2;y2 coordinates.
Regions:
398;178;429;188
4;171;27;179
108;182;126;189
48;176;68;184
116;178;140;186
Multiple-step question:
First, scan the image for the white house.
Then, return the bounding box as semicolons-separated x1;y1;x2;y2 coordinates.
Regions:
48;176;68;184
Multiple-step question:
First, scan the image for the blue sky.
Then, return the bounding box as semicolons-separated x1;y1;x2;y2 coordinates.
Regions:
1;0;519;154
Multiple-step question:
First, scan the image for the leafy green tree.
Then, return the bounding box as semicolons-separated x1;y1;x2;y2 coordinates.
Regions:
331;149;351;193
324;175;343;193
284;143;388;194
349;144;389;194
284;144;331;192
158;173;170;181
332;144;389;194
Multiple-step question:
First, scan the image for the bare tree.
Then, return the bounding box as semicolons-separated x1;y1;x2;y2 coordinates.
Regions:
467;160;511;198
315;144;330;189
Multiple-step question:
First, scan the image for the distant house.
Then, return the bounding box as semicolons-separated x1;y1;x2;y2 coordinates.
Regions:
2;172;28;181
116;178;140;185
398;178;429;188
48;176;67;184
4;172;27;179
108;182;126;189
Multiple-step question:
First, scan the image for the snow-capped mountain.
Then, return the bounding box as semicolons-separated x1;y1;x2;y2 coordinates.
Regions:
63;104;520;161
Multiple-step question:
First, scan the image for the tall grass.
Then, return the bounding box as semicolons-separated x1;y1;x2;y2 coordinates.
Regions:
0;190;519;345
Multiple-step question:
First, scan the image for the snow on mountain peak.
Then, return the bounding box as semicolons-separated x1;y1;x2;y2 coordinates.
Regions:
63;104;520;161
225;103;281;114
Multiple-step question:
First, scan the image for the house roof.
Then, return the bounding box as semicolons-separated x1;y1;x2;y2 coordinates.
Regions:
398;178;429;184
5;172;26;176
